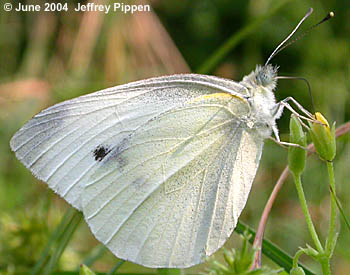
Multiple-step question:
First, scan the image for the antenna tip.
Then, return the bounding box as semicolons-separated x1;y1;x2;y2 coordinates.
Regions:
322;12;335;22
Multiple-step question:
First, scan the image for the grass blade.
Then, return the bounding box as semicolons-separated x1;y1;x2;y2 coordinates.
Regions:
80;245;107;268
106;260;125;275
31;208;77;275
43;210;82;275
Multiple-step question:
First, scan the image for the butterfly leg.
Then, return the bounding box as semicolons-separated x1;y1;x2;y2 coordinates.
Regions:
274;99;316;130
270;122;308;150
281;96;314;118
270;98;313;150
269;136;309;150
276;102;313;124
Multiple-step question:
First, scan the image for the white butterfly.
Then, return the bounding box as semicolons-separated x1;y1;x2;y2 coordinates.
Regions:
10;8;323;268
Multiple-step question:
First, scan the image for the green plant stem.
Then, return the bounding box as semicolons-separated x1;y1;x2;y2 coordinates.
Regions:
317;162;337;275
293;173;324;253
320;260;330;275
326;161;337;256
292;250;304;268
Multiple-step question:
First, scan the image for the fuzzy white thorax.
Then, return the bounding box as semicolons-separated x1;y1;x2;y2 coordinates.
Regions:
240;65;281;139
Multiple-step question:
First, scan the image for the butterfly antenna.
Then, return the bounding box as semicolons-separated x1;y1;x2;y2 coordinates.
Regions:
277;76;315;113
265;8;313;65
269;11;334;63
265;8;334;65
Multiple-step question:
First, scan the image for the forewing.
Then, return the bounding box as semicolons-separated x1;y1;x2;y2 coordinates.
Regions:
10;74;245;210
82;93;263;268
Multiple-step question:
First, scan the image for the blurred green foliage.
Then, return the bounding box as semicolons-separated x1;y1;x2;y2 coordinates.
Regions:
202;232;280;274
0;207;49;272
0;0;348;274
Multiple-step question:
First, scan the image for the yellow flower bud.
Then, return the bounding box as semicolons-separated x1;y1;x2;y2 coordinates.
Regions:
309;112;336;161
315;112;330;132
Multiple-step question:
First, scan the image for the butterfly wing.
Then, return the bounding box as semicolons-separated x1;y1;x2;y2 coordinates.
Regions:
82;92;264;268
10;74;246;210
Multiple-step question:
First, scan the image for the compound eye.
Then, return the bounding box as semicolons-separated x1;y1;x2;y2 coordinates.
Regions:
256;64;278;87
257;71;272;86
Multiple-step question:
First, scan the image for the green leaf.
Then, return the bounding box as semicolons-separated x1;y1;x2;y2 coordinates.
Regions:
300;245;319;260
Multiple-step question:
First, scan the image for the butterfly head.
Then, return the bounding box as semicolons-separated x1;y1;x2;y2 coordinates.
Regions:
255;64;278;88
241;64;278;92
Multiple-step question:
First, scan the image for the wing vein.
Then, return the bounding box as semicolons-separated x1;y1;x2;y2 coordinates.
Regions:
27;111;117;168
204;123;243;253
94;129;229;243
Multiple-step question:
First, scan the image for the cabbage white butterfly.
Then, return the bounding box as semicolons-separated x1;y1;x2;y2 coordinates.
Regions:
10;8;332;268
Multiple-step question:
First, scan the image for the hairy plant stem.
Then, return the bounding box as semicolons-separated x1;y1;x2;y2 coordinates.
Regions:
293;171;338;274
293;173;324;253
317;162;337;275
292;250;305;268
326;161;337;256
320;260;331;275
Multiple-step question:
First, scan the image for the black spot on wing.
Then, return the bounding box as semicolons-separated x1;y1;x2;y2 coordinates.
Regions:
93;145;111;162
98;137;130;169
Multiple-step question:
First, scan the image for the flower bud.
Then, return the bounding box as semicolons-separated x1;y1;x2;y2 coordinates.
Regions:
290;266;306;275
288;115;307;176
79;264;96;275
309;112;336;161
